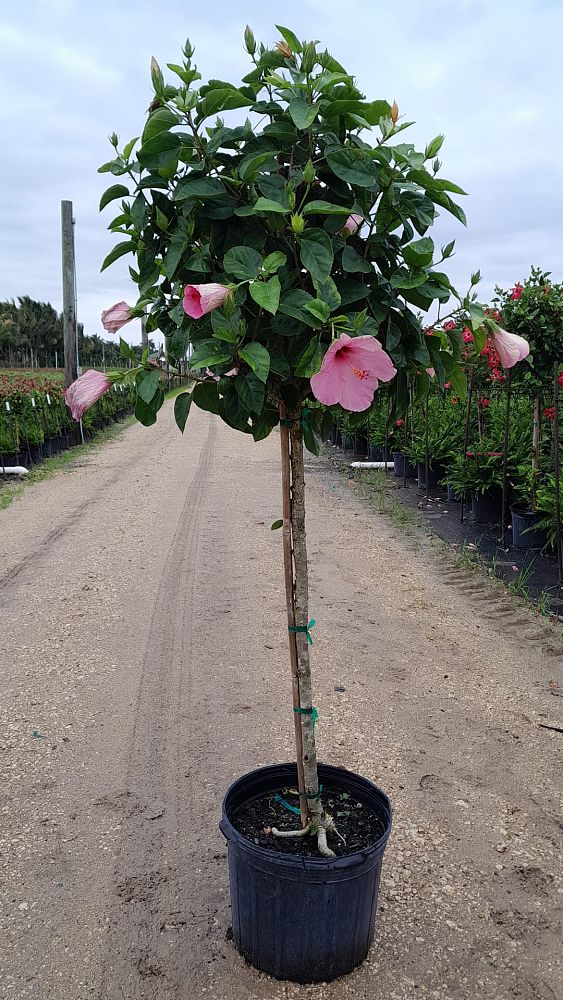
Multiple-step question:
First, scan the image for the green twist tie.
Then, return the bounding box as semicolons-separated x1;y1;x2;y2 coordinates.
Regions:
293;705;319;728
296;783;323;800
274;794;301;816
288;619;315;645
279;418;294;427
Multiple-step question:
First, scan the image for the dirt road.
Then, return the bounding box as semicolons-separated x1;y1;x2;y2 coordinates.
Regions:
0;399;561;1000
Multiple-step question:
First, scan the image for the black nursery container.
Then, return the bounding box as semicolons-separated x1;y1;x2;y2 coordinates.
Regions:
511;507;547;549
220;762;392;984
392;451;417;479
471;488;502;523
417;460;446;491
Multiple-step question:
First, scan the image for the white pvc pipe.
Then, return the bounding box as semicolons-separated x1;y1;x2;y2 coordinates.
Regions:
1;466;29;476
350;461;394;469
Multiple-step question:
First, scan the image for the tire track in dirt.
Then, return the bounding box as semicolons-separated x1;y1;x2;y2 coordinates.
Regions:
97;416;217;999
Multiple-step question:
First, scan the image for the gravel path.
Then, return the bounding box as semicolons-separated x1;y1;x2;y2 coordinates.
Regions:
0;400;561;1000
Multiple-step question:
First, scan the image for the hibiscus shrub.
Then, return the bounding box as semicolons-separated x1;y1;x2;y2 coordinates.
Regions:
98;25;478;442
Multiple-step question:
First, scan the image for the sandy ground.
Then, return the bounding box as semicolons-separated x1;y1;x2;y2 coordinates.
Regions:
0;399;561;1000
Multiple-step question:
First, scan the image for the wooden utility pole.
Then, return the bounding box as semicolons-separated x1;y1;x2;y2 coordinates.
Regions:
61;200;78;388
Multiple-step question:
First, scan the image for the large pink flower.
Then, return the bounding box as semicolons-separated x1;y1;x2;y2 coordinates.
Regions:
65;370;111;420
310;333;396;412
341;213;363;237
183;283;229;319
101;301;134;334
490;328;529;369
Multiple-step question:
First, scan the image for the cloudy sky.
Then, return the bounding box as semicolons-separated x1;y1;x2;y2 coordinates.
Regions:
1;0;562;347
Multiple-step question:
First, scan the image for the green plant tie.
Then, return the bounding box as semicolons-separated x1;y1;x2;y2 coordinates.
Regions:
293;705;319;727
280;410;310;430
274;794;301;816
288;619;316;645
296;784;323;800
279;418;294;427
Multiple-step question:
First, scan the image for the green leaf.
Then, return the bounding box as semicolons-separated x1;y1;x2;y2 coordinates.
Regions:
239;342;270;383
289;98;319;129
342;246;373;274
174;176;226;201
199;88;254;119
138;130;181;169
271;519;283;530
325;145;380;187
189;340;232;369
297;229;333;284
101;240;136;272
425;134;444;159
314;277;341;311
263;251;287;273
302;200;352;216
275;24;302;52
142;107;180;145
236;372;265;414
163;237;188;279
135;388;163;427
119;337;136;360
279;289;318;327
249;276;281;314
390;269;429;290
99;184;129;212
295;336;322;377
137;368;161;404
174;391;192;432
302;419;320;455
253;197;289;214
192;380;220;414
448;365;468;398
239;152;278;181
304;299;331;323
223;246;263;280
402;237;434;268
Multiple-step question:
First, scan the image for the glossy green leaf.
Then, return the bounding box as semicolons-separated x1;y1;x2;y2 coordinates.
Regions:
289;98;319;129
342;246;373;273
137;368;161;404
239;342;270;383
253;197;289;214
275;24;302;52
99;184;129;212
174;391;192;432
189;340;233;369
302;200;352;215
295;336;322;376
297;229;333;284
271;519;283;530
326;145;380;187
249;276;281;314
100;240;136;272
223;246;263;280
402;237;434;268
263;251;287;273
192;381;220;414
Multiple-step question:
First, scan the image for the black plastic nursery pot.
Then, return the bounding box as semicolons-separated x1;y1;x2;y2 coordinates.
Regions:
417;460;446;491
446;483;461;503
28;443;43;465
353;434;368;458
392;451;417;479
510;507;548;549
471;488;502;524
0;452;19;469
220;762;392;984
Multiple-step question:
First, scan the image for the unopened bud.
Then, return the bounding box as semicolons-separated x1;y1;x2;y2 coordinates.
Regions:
244;25;256;55
223;290;235;317
288;190;296;210
303;159;315;184
301;41;316;73
291;213;305;234
390;100;399;124
276;40;292;59
150;56;164;92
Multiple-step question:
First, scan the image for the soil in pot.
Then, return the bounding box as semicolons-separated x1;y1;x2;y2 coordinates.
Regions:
232;785;384;858
511;507;548;549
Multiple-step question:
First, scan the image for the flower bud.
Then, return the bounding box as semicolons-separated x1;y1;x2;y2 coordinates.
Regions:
288;190;296;210
276;40;292;59
244;25;256;55
390;100;399;124
301;41;316;73
150;56;164;92
291;213;305;234
303;159;315;184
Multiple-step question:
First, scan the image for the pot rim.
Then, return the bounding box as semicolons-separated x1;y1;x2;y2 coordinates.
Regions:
221;761;392;874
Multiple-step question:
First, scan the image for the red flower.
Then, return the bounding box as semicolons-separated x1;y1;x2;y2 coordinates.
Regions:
444;381;452;389
462;328;474;343
557;369;563;389
395;418;404;427
544;406;556;421
443;320;456;331
478;397;490;408
510;283;523;300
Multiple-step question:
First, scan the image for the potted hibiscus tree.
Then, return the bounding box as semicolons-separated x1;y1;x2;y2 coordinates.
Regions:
65;26;528;983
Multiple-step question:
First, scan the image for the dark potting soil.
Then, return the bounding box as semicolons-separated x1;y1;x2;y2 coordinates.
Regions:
231;786;385;858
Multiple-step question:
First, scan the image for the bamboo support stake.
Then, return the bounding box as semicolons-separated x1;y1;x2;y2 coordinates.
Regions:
500;374;512;548
531;393;541;511
460;372;474;523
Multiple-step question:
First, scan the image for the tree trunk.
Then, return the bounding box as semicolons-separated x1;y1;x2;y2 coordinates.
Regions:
279;404;334;856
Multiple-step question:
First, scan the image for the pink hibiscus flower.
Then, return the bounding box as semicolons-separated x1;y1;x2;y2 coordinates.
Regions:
490;328;529;369
101;301;135;334
341;213;363;237
310;333;396;412
183;283;229;319
65;370;111;420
